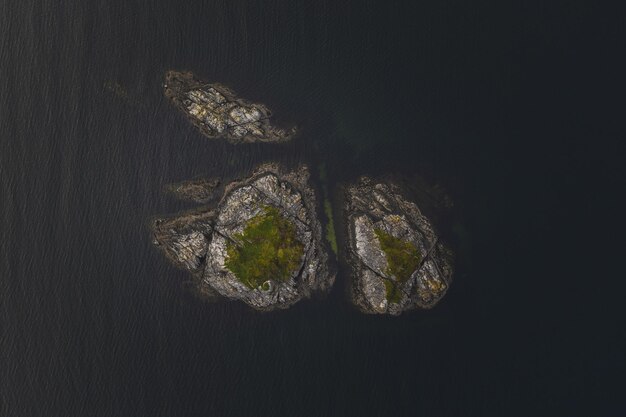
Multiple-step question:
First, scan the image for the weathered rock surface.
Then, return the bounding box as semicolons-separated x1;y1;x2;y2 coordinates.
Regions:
152;208;215;274
152;163;333;311
164;71;296;144
344;177;454;315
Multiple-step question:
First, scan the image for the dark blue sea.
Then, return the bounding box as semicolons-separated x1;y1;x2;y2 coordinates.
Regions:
1;0;624;416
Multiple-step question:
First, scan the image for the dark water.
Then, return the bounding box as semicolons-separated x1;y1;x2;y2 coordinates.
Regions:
2;1;624;416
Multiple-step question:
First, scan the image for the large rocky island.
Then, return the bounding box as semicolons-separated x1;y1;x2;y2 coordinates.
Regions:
344;177;454;315
164;71;296;144
152;163;333;311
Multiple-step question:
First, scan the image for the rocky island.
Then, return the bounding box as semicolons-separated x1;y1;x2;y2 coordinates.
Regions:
152;163;334;311
343;177;454;315
164;71;296;144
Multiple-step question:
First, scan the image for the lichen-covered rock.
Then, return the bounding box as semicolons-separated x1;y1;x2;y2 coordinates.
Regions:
164;71;296;144
344;177;453;315
152;163;333;311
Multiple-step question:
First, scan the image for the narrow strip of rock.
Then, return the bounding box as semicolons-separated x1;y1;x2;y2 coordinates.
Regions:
165;178;220;204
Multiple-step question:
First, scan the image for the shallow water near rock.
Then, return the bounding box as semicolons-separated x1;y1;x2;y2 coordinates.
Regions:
2;1;624;416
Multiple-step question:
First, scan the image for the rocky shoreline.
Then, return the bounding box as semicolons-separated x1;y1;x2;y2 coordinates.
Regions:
343;177;454;315
164;71;296;144
152;163;334;311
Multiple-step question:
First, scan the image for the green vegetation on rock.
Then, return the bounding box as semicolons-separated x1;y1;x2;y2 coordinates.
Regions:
318;163;337;255
324;199;338;255
374;229;422;304
225;206;304;289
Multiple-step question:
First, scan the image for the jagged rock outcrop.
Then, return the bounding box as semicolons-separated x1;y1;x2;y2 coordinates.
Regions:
344;177;453;315
152;163;333;310
164;71;296;144
152;209;215;274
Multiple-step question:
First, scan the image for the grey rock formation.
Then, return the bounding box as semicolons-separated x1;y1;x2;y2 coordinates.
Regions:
152;163;333;311
164;71;296;144
344;177;454;315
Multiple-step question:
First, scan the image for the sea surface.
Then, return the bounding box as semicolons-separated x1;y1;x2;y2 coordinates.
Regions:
1;1;624;416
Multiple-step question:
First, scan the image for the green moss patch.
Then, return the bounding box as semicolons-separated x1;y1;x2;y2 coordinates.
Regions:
324;199;338;255
374;229;422;304
225;206;304;289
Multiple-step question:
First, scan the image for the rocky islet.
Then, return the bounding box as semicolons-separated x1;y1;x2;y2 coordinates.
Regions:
343;177;454;315
152;163;334;311
164;71;296;144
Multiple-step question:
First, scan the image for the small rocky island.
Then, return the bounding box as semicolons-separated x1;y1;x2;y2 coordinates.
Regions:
344;177;454;315
152;163;333;311
164;71;296;144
